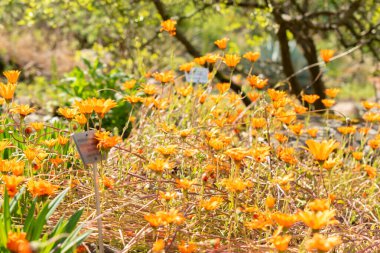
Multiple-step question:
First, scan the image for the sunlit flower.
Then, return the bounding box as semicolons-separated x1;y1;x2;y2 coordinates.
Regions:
223;54;241;68
179;62;195;72
2;175;24;197
158;191;177;201
94;131;122;151
305;139;339;161
323;158;337;170
176;178;195;190
74;114;87;126
152;239;165;253
221;178;252;193
177;85;193;97
288;123;304;135
3;70;21;84
368;139;380;149
243;51;260;62
0;82;17;102
58;107;77;120
251;146;271;162
308;199;330;211
10;104;35;117
178;241;197;253
124;95;142;104
74;99;93;115
57;136;69;145
215;82;230;94
147;159;173;173
363;112;380;122
153;70;175;83
0;140;11;152
298;209;338;230
320;49;335;63
271;234;292;252
305;233;341;252
214;37;229;50
193;56;207;66
92;98;117;118
27;179;59;197
225;147;250;161
122;79;136;90
102;176;114;189
7;231;32;253
247;91;261;102
294;105;308;114
265;196;276;209
321;99;335;108
307;128;319;138
325;88;340;98
29;122;44;131
199;196;224;211
352;151;363;161
267;89;287;101
274;133;288;143
362;101;376;110
337;126;356;135
364;165;376;179
302;94;320;104
277;147;297;164
247;75;268;89
156;145;178;156
160;19;177;36
272;213;298;228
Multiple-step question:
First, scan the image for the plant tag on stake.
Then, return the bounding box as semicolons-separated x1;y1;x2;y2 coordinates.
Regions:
185;67;209;84
72;130;102;165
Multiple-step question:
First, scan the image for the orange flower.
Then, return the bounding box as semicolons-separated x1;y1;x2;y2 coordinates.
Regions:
352;151;363;160
0;140;11;152
75;99;94;115
27;179;59;197
368;139;380;149
307;128;319;138
214;37;229;49
122;79;136;90
272;213;298;228
179;62;195;72
158;191;177;201
178;241;197;253
251;146;271;162
320;49;335;63
10;104;35;117
288;123;304;135
223;54;241;68
193;56;207;66
294;105;308;114
152;239;165;253
57;136;69;145
124;95;142;104
302;94;320;104
277;147;297;164
29;122;44;131
362;101;376;110
147;159;173;173
321;99;335;108
308;199;330;211
221;178;252;193
94;131;121;151
225;147;250;161
274;133;288;143
323;158;337;170
205;53;219;64
58;107;77;120
215;82;230;94
265;196;276;209
275;110;296;125
364;165;376;179
267;89;287;101
7;231;32;253
102;176;114;189
74;114;87;125
247;75;268;89
298;209;338;230
272;234;292;252
3;70;21;84
251;117;266;129
177;85;193;97
243;51;260;62
305;233;341;252
0;82;17;102
92;98;117;118
160;19;176;36
337;126;356;135
363;112;380;122
156;145;178;156
247;91;261;102
199;196;224;211
153;70;175;83
176;178;195;190
2;175;24;197
305;139;339;161
325;88;340;98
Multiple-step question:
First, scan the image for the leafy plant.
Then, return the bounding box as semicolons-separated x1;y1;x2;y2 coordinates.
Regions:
0;188;91;253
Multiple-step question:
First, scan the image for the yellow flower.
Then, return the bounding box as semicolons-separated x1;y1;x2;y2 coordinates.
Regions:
215;82;230;94
29;122;44;131
176;85;193;97
265;196;276;209
221;178;252;193
176;178;195;190
320;49;335;63
0;140;11;152
147;159;173;173
267;89;287;101
305;233;341;252
337;126;356;135
193;56;207;66
178;241;197;253
10;104;36;117
94;131;121;151
305;139;339;161
3;70;21;84
247;75;268;89
306;128;319;138
74;99;93;115
0;82;17;102
364;165;376;179
223;54;241;68
156;145;177;156
298;209;339;230
92;98;117;118
158;191;177;201
214;37;229;49
160;19;177;36
243;51;260;62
